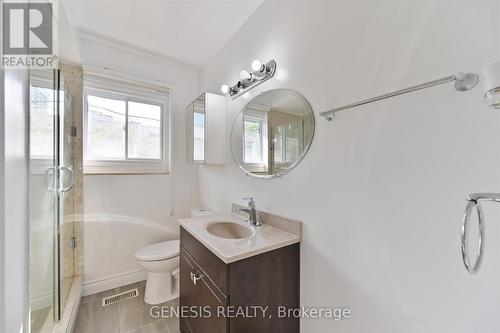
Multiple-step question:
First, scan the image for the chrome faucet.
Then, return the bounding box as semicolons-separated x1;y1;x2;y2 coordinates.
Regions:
238;197;262;226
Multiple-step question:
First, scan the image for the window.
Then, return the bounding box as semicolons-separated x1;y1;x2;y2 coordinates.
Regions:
273;122;302;164
243;118;263;164
84;76;169;174
86;95;127;160
30;84;56;159
29;73;63;175
284;122;301;163
273;125;284;164
241;111;268;173
128;101;162;160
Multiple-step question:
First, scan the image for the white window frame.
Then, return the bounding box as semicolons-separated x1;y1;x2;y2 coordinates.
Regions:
242;112;268;173
242;116;264;164
83;79;170;175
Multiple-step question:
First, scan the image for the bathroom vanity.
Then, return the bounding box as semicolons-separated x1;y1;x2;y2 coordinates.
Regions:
179;209;301;333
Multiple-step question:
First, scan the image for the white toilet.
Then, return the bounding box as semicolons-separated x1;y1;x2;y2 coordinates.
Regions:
135;209;214;305
135;240;180;304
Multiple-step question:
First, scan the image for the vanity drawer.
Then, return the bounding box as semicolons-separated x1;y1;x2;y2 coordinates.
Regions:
180;227;228;294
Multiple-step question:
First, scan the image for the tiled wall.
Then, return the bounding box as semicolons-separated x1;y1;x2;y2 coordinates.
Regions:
60;63;84;277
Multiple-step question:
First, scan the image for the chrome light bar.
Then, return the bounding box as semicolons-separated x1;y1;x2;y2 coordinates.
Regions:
220;60;277;99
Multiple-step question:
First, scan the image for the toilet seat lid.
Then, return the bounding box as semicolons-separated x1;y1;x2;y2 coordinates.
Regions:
135;240;180;261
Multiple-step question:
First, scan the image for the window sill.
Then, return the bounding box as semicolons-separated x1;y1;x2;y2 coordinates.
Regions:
84;161;169;175
242;163;267;173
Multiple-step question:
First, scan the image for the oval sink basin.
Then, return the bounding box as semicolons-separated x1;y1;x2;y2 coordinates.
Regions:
206;222;254;240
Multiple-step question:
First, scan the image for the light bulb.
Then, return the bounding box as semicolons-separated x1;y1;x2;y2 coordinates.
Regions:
220;84;229;94
483;62;500;109
485;89;500;109
240;70;251;80
251;60;262;72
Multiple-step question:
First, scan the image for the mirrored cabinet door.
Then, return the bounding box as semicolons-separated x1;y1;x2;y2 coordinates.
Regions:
185;100;194;163
186;92;226;164
193;95;205;163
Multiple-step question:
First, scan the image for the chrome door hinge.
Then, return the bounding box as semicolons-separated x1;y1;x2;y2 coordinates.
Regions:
70;237;77;249
70;125;77;137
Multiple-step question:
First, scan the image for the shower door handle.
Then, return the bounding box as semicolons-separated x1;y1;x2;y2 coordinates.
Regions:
44;166;74;193
58;166;74;193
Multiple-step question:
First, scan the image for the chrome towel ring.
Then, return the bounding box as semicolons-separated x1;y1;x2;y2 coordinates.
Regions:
461;199;485;273
461;193;500;274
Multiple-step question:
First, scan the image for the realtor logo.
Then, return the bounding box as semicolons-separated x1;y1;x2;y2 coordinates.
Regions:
2;0;58;68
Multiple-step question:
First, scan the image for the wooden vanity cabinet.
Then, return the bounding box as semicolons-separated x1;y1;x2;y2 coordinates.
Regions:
180;227;300;333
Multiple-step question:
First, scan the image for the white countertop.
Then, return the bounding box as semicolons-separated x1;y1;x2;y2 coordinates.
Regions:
179;214;301;264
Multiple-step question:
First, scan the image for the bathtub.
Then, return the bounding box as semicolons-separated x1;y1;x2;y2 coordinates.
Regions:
82;213;179;296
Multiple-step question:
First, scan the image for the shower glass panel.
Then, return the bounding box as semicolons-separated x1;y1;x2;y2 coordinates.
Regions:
29;69;75;332
29;69;58;333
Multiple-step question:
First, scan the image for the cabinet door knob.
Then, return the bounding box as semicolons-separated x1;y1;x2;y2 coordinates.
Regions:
190;272;203;285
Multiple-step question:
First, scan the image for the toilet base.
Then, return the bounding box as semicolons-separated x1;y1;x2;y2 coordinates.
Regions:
144;272;179;305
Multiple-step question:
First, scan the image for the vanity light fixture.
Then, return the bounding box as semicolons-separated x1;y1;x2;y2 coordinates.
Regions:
220;59;277;99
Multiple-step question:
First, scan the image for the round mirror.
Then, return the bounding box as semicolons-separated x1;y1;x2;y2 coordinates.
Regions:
230;89;315;178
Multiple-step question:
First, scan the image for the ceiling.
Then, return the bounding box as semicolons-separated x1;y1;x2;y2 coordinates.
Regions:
62;0;264;68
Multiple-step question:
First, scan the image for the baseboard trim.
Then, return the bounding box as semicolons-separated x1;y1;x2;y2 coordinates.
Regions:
82;269;147;297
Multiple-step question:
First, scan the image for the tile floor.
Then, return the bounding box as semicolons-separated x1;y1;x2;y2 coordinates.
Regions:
31;306;51;333
74;281;179;333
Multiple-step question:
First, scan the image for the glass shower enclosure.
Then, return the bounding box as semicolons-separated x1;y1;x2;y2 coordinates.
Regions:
29;69;76;333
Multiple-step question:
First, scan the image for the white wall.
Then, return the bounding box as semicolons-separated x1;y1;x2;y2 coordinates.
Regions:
0;67;3;333
59;1;81;65
199;0;500;332
0;69;30;332
78;36;200;286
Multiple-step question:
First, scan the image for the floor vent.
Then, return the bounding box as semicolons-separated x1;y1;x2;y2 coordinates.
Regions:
101;288;139;307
